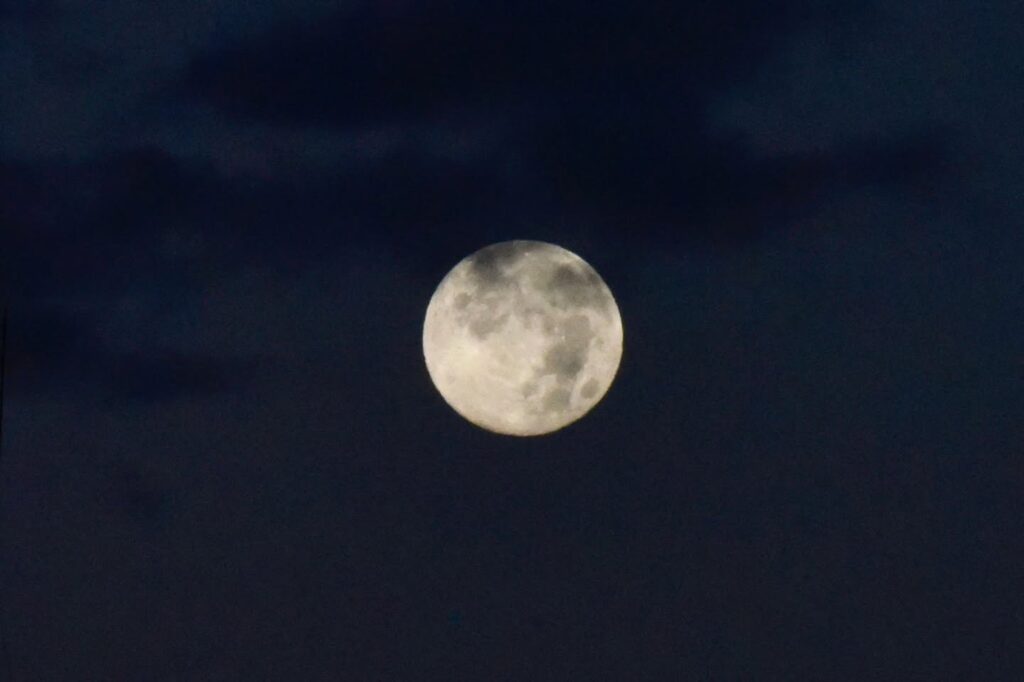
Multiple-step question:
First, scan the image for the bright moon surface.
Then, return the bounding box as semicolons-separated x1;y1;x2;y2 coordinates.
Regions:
423;240;623;436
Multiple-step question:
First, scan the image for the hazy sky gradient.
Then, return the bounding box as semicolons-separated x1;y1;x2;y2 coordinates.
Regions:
2;1;1022;678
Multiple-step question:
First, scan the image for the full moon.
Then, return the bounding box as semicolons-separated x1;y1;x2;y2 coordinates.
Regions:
423;240;623;436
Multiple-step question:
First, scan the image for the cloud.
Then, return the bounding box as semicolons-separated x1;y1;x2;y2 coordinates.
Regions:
2;145;373;295
1;149;271;404
6;305;257;403
0;0;349;158
3;2;952;306
0;1;955;413
184;1;855;127
1;149;219;299
179;0;949;256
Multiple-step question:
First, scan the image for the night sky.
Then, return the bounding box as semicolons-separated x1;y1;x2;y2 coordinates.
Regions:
2;1;1023;679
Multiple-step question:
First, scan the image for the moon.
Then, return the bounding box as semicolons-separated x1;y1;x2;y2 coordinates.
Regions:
423;240;623;436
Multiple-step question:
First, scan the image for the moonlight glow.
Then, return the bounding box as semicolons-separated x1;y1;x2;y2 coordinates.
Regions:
423;240;623;436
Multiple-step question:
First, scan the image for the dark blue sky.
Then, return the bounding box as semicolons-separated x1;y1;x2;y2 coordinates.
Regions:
2;1;1022;678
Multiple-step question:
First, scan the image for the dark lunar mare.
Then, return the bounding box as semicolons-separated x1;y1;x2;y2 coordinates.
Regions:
540;315;593;382
534;314;598;414
546;264;612;316
462;241;536;339
468;311;510;339
467;241;530;288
